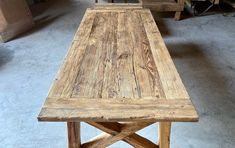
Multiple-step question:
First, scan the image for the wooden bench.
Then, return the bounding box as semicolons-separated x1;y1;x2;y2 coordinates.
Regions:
38;8;198;148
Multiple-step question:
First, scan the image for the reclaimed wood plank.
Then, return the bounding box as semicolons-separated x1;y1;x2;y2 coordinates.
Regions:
48;10;96;99
126;10;165;98
38;98;198;122
140;10;190;99
72;12;117;98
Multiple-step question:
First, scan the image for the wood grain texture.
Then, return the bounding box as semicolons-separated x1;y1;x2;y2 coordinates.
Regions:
48;10;96;99
38;9;198;122
39;98;198;122
158;122;171;148
67;122;81;148
140;10;189;99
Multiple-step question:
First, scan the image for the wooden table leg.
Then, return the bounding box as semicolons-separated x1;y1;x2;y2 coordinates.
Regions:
174;12;181;21
175;0;184;21
158;122;171;148
67;122;81;148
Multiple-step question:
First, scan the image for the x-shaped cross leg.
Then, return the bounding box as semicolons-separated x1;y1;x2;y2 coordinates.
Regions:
67;122;171;148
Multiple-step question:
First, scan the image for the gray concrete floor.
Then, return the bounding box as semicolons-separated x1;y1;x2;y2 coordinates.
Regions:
0;0;235;147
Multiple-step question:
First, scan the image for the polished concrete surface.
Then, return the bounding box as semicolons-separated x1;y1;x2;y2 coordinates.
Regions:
0;0;235;147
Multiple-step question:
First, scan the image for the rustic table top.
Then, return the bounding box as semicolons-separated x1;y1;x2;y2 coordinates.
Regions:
38;8;198;122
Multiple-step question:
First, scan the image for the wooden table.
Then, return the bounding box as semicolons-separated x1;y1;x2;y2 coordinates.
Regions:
38;8;198;148
94;0;185;20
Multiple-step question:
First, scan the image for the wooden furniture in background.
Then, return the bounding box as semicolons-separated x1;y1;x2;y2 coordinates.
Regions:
141;0;185;20
95;0;185;20
0;0;34;42
38;7;198;148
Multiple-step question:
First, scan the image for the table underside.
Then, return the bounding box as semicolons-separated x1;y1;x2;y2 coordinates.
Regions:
38;9;198;122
